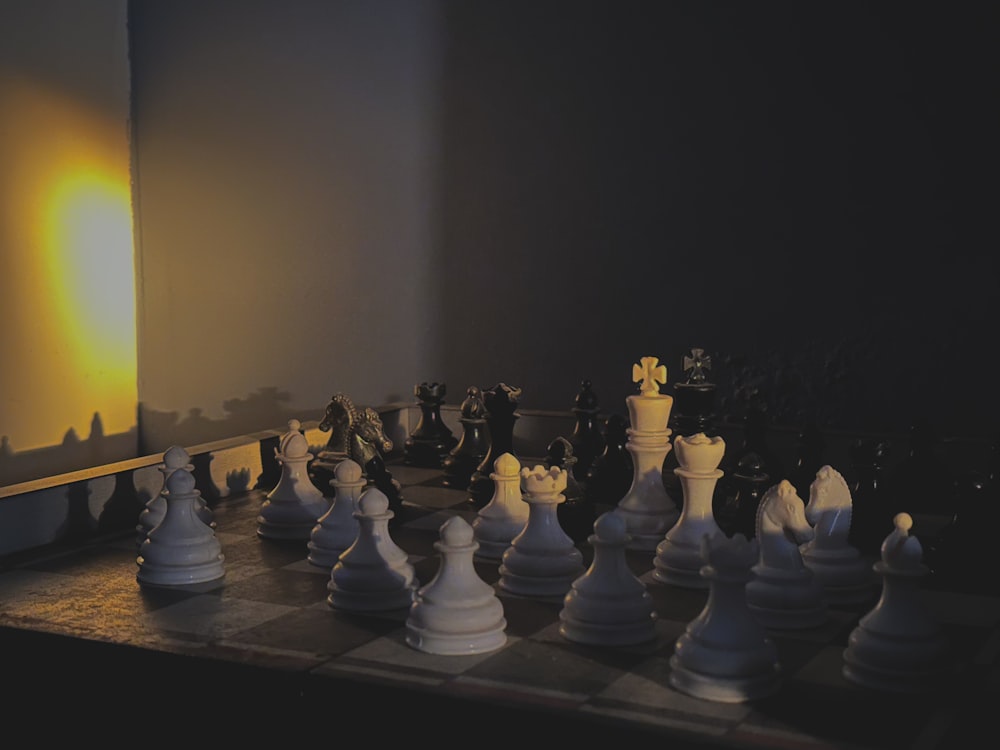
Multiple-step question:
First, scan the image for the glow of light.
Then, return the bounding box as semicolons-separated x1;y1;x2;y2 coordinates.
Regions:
0;73;137;453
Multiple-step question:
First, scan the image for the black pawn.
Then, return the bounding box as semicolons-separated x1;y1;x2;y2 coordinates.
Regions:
568;380;605;484
404;382;458;468
584;413;633;507
847;437;894;557
547;436;593;543
468;383;522;508
442;386;490;490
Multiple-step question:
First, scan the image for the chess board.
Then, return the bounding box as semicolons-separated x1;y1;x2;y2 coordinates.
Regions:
1;458;998;746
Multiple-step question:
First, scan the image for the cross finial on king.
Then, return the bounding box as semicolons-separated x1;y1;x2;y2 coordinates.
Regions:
633;356;667;396
682;348;711;384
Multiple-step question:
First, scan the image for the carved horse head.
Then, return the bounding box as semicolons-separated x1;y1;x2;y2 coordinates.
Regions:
318;393;392;468
756;479;814;570
804;464;853;549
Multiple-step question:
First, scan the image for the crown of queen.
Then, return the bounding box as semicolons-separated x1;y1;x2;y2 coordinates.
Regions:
520;465;567;495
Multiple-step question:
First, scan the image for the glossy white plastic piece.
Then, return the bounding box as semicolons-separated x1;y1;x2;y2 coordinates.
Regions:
307;458;365;568
800;465;875;604
746;480;829;630
614;356;679;551
498;465;585;598
472;452;529;561
136;459;225;587
653;433;726;588
559;511;657;646
257;419;330;540
327;487;417;612
406;515;507;655
669;532;781;703
842;512;951;692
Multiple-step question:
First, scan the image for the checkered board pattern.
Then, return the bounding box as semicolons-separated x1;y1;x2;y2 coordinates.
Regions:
1;460;998;746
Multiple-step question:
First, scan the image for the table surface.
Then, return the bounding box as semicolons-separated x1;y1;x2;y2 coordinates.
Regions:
1;458;997;746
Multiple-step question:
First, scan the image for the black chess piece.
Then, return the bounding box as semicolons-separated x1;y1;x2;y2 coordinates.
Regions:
442;386;491;490
568;380;605;484
584;413;633;507
404;382;458;468
888;420;954;516
927;436;1000;595
669;348;718;437
846;437;894;557
737;402;784;486
546;436;593;543
788;420;827;500
664;347;718;504
713;452;770;539
468;383;522;507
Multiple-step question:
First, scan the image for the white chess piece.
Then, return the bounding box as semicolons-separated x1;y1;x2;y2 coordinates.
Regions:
745;480;829;630
257;418;330;540
327;487;417;612
559;511;658;646
614;356;680;551
652;433;726;588
842;512;950;692
136;462;225;587
498;465;585;598
799;465;876;605
669;532;782;703
136;445;213;548
472;452;529;560
405;515;507;655
307;458;365;568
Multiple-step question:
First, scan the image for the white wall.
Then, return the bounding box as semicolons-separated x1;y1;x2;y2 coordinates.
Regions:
0;0;136;485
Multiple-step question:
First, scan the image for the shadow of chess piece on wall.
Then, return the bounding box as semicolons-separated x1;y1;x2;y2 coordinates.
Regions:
468;383;522;508
404;382;458;468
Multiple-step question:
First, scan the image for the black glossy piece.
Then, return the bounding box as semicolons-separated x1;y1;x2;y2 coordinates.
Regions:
468;383;522;507
568;380;605;483
788;421;827;500
714;452;770;539
888;420;954;516
442;386;490;490
404;382;458;468
546;435;593;543
846;437;894;556
669;348;718;438
584;413;633;506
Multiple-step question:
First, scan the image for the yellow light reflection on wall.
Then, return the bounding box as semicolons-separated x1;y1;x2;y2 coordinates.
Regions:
0;72;137;455
45;171;137;376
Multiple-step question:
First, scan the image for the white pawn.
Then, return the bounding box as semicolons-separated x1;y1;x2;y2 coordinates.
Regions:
257;418;330;540
745;480;829;630
327;487;417;612
799;465;876;605
136;463;225;587
136;445;213;548
472;452;529;560
307;458;365;568
406;515;507;655
669;533;782;703
653;433;726;589
498;465;585;598
842;512;950;692
559;511;658;646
